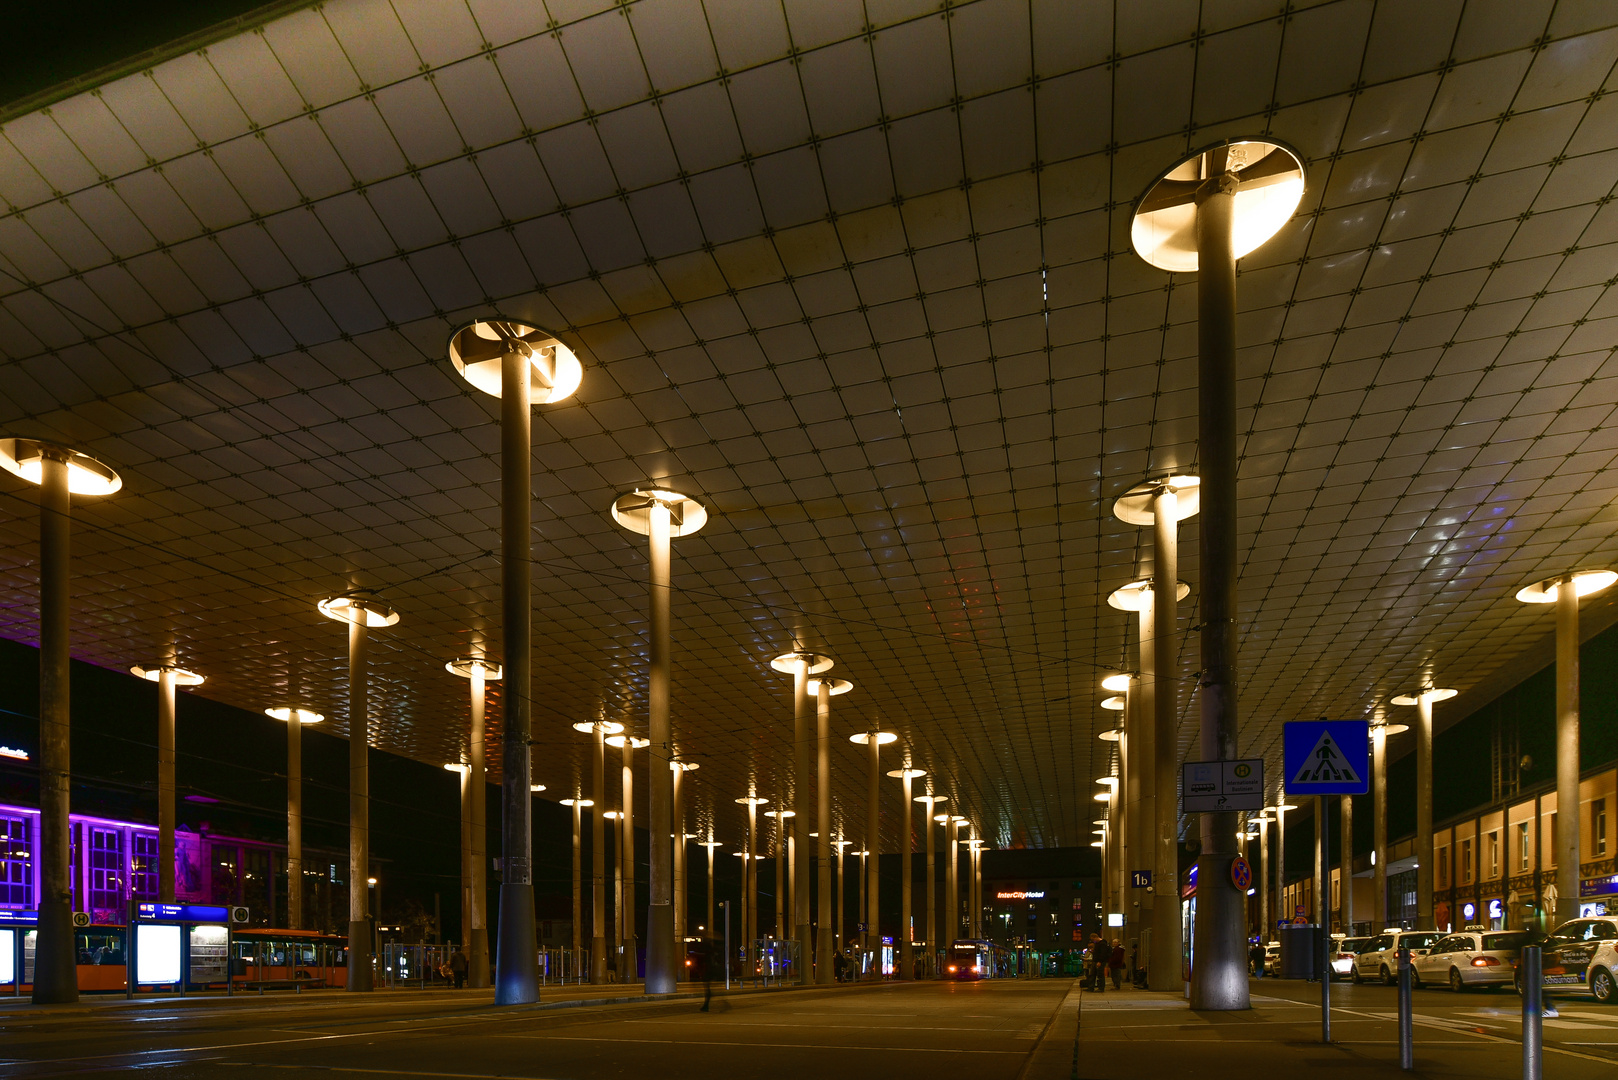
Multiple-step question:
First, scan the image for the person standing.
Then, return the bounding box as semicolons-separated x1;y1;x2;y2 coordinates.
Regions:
1108;939;1125;989
1249;939;1266;979
448;947;468;990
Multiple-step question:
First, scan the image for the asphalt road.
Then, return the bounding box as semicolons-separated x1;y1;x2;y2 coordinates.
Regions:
0;978;1076;1079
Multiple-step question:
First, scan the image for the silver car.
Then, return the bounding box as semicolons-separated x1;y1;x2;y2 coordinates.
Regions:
1352;929;1443;985
1331;936;1372;978
1412;930;1531;991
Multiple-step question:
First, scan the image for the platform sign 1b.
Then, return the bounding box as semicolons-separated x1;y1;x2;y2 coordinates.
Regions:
1180;758;1264;812
1283;720;1370;795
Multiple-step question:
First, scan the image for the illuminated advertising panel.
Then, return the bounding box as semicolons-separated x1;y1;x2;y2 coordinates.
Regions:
136;923;182;984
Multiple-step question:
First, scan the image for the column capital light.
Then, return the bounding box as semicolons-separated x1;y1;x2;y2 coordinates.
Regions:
699;839;724;848
1389;687;1456;706
849;730;897;745
571;720;625;735
1113;473;1201;525
611;486;708;537
1101;672;1135;693
131;664;205;686
734;796;770;805
914;794;949;804
763;809;796;818
809;676;852;696
605;734;650;749
446;657;503;679
560;798;594;807
266;706;323;724
671;758;701;771
447;318;582;403
317;592;399;627
1097;728;1123;742
770;650;834;674
1106;578;1190;611
1131;139;1306;271
1100;695;1126;711
1516;569;1617;604
887;768;926;779
0;437;121;495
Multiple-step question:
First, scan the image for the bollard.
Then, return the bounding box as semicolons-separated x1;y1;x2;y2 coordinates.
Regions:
1521;946;1542;1080
1397;947;1413;1070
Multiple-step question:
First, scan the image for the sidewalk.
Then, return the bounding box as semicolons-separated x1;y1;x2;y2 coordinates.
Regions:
1073;982;1614;1080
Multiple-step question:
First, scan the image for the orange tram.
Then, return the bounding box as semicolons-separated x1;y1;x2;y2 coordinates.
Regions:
0;915;347;994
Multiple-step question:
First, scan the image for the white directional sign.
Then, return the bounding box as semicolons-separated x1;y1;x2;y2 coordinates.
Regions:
1180;758;1265;812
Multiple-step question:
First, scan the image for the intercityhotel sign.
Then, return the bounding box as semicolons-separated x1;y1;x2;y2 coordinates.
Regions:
995;890;1045;900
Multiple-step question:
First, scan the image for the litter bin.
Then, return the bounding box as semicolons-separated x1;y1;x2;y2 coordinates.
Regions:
1277;925;1319;979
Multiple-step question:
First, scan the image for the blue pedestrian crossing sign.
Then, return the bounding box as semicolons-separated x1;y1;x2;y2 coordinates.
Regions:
1283;720;1370;795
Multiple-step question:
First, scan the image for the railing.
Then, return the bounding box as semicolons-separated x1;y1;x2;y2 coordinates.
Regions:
539;947;591;984
378;945;593;987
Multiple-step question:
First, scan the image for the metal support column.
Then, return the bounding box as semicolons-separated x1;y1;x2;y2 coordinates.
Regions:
1415;695;1434;930
494;344;538;1005
1373;724;1388;928
158;668;176;903
1339;794;1353;933
1555;578;1580;926
591;725;607;982
468;664;489;988
816;682;834;982
347;617;371;993
33;452;75;1004
644;501;675;995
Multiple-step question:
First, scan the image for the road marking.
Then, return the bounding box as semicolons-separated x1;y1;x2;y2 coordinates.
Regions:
498;1034;1024;1054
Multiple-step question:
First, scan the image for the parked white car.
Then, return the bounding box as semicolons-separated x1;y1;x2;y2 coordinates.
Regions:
1352;930;1443;985
1412;930;1531;991
1529;917;1618;1004
1331;936;1373;978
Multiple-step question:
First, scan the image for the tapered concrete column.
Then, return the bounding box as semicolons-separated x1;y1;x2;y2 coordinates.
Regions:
700;839;720;942
772;653;831;978
446;659;498;987
574;720;618;982
6;441;120;1005
1391;684;1455;931
612;734;647;972
612;490;708;995
450;762;471;948
813;678;848;981
1256;815;1271;935
1514;570;1614;924
915;795;946;968
268;706;321;929
671;759;699;945
946;816;961;942
1315;798;1329;938
133;663;205;904
448;319;583;1006
1270;801;1296;928
1338;797;1352;932
561;799;591;952
852;729;894;976
737;797;767;962
1133;140;1304;1010
888;767;923;976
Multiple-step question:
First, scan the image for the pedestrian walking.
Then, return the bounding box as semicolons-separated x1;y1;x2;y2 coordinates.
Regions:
1108;940;1125;989
448;947;468;990
1249;940;1266;979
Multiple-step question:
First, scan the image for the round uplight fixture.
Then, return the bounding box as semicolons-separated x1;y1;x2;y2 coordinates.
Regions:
606;735;650;749
1100;696;1126;711
131;665;204;686
1112;474;1201;525
446;658;503;680
317;594;399;627
1101;673;1134;693
1389;687;1457;707
571;720;624;735
849;731;898;746
266;707;323;724
1515;570;1618;604
447;319;582;402
1131;140;1306;272
611;487;708;537
808;677;853;696
1106;578;1191;612
770;650;834;675
0;438;121;495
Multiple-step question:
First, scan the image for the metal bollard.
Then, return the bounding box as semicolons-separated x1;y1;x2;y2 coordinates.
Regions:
1521;946;1542;1080
1397;947;1413;1070
1319;925;1331;1043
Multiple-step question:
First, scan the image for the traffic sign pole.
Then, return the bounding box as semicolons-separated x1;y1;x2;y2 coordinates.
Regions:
1318;794;1330;1044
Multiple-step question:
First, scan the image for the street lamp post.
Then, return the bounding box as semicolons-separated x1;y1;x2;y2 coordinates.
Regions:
448;318;583;1005
612;489;708;995
851;730;896;977
1;438;120;1005
1391;687;1458;931
1517;570;1616;924
887;767;925;977
772;652;833;983
1132;138;1304;1010
318;593;399;993
131;663;205;903
446;658;500;987
267;706;322;929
